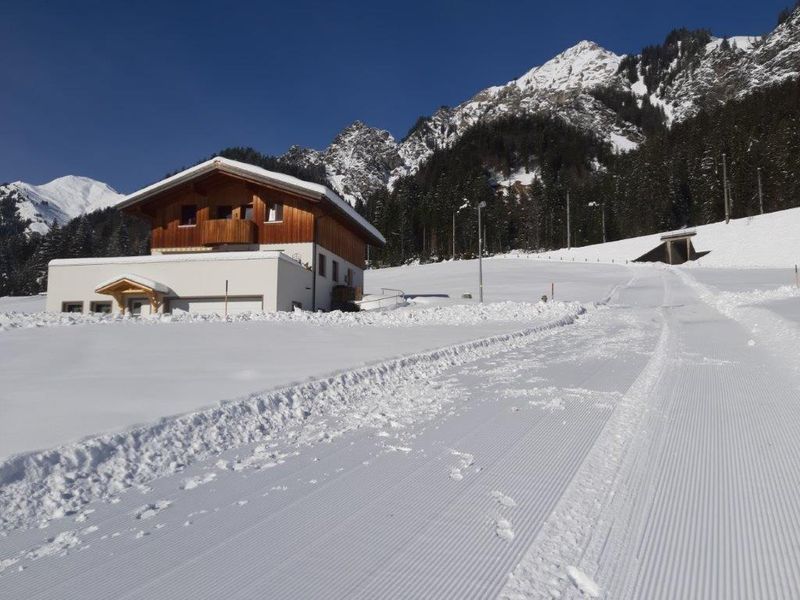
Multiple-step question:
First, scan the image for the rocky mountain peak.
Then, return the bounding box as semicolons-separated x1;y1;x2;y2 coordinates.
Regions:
1;175;124;235
281;13;799;206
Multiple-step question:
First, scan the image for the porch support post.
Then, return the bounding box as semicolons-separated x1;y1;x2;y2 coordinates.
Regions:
112;293;125;314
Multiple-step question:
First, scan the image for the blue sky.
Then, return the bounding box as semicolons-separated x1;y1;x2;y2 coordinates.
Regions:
0;0;790;192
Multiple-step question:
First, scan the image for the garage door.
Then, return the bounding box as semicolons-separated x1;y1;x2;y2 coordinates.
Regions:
169;296;263;315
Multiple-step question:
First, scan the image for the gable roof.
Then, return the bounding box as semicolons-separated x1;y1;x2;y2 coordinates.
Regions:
116;156;386;246
95;273;171;294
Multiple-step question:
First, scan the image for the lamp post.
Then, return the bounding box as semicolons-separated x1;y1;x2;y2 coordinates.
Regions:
453;198;469;260
588;201;605;244
478;201;486;303
566;190;571;250
722;153;730;224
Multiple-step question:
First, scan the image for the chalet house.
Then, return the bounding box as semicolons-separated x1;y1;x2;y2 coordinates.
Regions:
46;157;386;314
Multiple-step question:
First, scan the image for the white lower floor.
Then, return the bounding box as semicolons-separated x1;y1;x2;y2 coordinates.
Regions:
45;250;358;314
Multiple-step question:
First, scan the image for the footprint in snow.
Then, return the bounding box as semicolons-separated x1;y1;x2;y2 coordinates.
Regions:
449;450;475;481
495;518;515;541
566;566;601;598
490;490;517;508
134;500;171;520
181;472;216;490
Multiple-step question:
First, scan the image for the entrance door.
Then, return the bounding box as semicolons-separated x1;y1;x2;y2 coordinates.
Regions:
127;297;151;315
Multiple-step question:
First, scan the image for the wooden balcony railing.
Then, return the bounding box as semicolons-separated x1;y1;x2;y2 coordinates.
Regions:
199;219;258;246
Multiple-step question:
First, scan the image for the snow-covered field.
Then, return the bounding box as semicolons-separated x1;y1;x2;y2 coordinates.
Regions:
513;206;800;269
2;244;800;598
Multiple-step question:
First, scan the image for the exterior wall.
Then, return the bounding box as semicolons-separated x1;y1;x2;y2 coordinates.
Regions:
45;252;310;314
258;242;363;310
146;175;315;249
276;258;313;311
137;173;369;268
312;246;363;310
317;216;366;268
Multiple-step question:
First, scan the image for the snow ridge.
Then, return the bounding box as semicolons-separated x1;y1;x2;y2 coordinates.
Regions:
0;302;586;532
0;300;581;332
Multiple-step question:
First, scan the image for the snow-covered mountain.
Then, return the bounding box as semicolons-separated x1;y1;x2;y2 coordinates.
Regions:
282;9;800;205
1;175;124;234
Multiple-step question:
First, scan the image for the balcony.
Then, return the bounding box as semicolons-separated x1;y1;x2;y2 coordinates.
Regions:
199;219;258;246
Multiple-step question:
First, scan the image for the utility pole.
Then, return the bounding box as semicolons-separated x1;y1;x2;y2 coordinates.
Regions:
722;153;730;224
757;167;764;215
601;201;607;243
566;190;571;249
478;201;486;303
452;212;456;259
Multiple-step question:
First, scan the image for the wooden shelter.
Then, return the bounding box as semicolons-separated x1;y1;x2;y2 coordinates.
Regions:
634;230;709;265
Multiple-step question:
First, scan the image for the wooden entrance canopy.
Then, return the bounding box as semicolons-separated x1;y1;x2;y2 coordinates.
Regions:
95;273;170;314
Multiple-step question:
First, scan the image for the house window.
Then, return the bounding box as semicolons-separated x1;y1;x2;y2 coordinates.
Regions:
266;202;283;222
180;204;197;226
217;205;233;220
62;301;83;313
90;301;112;314
346;268;354;286
241;202;254;220
318;253;326;277
332;260;339;282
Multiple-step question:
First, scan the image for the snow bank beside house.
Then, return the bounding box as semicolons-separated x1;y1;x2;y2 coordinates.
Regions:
509;207;800;268
0;299;580;332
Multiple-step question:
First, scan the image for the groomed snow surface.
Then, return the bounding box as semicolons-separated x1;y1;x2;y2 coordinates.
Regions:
2;221;800;598
513;206;800;269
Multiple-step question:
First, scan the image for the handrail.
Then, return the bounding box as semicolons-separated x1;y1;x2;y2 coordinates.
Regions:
380;287;405;297
357;288;405;310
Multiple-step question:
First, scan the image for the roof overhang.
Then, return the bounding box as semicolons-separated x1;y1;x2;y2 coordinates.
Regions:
660;230;696;241
117;157;386;247
95;273;170;296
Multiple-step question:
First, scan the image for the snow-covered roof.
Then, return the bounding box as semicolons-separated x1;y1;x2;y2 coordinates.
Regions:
117;157;386;246
51;250;289;267
95;273;170;294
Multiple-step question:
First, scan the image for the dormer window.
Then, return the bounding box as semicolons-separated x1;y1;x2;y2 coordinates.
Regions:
241;202;254;220
266;202;284;222
180;205;197;226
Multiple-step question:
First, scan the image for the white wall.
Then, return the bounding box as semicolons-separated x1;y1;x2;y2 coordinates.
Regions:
260;242;364;311
47;245;362;314
46;252;311;314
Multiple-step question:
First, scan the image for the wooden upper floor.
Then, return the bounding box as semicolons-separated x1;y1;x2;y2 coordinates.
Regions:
119;158;385;268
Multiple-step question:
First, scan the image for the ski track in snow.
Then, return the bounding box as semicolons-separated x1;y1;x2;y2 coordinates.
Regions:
503;268;800;600
3;265;800;598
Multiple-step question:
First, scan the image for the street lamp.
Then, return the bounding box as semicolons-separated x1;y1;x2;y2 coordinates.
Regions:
478;201;486;303
587;201;606;243
453;198;469;260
